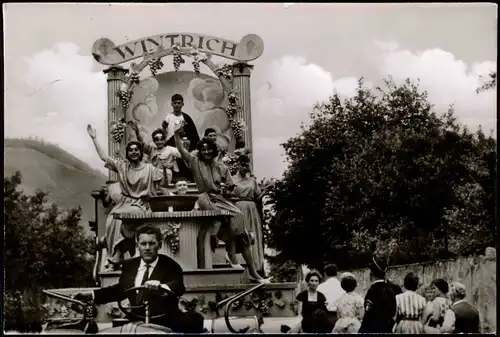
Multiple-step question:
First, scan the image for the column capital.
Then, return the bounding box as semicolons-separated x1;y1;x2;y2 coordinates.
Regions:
232;62;254;76
103;65;129;80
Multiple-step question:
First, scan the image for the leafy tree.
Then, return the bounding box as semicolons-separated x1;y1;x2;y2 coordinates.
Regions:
4;171;96;332
477;71;497;93
266;77;496;270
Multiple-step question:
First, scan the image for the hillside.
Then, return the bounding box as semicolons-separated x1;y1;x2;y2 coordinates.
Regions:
4;138;107;236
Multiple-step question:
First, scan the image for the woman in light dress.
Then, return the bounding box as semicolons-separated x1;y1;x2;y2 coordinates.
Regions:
228;157;269;283
422;278;456;333
393;272;427;334
87;124;163;270
171;121;243;254
332;272;365;334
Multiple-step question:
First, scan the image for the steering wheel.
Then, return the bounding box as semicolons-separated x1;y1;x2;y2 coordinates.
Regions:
117;285;174;322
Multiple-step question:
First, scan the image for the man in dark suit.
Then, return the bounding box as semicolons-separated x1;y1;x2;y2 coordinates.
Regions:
359;256;402;333
450;282;481;333
74;224;204;333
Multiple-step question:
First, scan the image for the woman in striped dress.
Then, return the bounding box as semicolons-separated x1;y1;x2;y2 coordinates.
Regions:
393;273;427;334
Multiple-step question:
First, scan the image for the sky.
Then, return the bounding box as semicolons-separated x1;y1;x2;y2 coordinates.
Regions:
3;3;497;178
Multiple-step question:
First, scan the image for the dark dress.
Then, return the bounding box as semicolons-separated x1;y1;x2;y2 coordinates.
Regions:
296;290;331;333
359;280;401;333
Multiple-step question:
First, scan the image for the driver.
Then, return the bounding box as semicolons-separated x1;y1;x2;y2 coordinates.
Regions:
74;224;204;333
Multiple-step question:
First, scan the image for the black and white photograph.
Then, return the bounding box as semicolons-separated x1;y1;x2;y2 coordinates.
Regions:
3;2;497;334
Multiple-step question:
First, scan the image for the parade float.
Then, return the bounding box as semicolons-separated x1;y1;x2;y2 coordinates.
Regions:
41;32;301;334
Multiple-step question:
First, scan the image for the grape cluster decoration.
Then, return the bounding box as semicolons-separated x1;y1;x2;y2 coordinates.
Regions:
189;46;208;77
129;72;140;85
180;298;198;313
216;64;233;80
225;91;239;118
222;148;251;175
162;222;181;254
117;88;132;110
172;43;185;71
230;118;247;143
222;152;240;175
231;299;244;310
110;119;127;143
148;58;164;76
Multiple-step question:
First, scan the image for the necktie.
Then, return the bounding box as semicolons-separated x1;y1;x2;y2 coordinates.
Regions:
137;264;150;304
141;264;151;285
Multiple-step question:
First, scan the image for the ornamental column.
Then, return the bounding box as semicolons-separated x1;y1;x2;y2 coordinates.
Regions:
232;62;254;163
103;65;129;181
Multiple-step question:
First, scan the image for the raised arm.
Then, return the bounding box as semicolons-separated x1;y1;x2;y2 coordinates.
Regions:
87;124;110;162
128;120;153;155
128;120;144;144
173;123;192;162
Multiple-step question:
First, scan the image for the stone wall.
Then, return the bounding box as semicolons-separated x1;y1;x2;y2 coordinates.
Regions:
346;251;496;333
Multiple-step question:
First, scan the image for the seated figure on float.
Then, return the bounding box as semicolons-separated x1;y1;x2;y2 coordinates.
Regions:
172;121;268;284
191;127;226;164
87;124;163;270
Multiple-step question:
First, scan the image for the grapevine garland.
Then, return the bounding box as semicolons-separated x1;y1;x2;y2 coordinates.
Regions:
161;222;181;254
176;291;292;316
224;90;247;145
216;64;233;80
113;45;247;152
42;301;78;320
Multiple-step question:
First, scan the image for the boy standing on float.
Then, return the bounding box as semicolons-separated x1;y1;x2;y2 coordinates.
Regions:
161;94;200;182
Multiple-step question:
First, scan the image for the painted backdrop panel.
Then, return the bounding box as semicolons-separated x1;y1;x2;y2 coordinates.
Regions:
126;71;235;152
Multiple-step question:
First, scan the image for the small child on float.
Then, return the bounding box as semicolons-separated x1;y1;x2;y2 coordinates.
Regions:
129;121;180;189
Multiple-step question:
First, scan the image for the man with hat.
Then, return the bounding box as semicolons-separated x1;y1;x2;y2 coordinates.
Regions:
359;255;402;333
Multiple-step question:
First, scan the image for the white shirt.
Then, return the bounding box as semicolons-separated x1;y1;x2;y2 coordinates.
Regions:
164;113;185;141
317;277;345;312
134;257;159;287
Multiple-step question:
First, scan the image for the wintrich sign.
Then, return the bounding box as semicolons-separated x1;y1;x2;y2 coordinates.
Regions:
92;33;264;65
